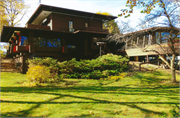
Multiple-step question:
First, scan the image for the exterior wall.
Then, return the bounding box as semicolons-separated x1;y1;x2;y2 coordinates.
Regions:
27;24;50;30
51;13;102;32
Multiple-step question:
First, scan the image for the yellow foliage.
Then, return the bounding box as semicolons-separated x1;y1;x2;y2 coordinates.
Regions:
0;0;29;31
96;12;111;16
26;65;51;83
96;12;120;34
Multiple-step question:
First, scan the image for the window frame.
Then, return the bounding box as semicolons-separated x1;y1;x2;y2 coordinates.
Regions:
69;21;73;29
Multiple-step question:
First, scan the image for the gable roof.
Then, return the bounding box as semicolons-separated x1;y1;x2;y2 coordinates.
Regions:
26;4;117;25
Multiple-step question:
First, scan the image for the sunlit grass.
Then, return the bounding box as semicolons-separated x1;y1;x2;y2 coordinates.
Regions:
0;70;179;117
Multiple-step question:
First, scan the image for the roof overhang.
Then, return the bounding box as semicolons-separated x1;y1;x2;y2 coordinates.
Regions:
0;26;73;42
26;4;117;25
124;27;180;36
74;30;109;35
31;10;52;25
0;26;109;42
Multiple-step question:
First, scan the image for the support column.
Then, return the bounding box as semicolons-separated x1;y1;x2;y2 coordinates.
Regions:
22;53;29;74
134;56;139;61
28;31;34;53
146;55;149;62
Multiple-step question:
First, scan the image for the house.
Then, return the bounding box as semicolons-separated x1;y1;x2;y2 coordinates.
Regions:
117;27;180;63
0;4;117;73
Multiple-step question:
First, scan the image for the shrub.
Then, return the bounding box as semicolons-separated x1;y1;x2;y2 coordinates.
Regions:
27;54;129;80
26;65;51;84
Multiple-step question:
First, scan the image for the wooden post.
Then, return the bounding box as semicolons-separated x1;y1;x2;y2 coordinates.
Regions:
134;56;139;61
143;36;145;47
139;63;141;71
100;45;102;56
137;37;139;46
131;39;133;49
146;55;149;62
28;31;34;53
148;34;152;45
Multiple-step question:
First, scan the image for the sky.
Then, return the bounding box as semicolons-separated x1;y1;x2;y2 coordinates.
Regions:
22;0;144;29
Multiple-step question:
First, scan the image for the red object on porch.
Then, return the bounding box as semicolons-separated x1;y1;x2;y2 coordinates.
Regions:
13;45;19;52
62;46;64;53
18;36;21;46
16;32;20;35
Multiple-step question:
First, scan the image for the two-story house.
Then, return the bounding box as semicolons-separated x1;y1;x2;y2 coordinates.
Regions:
0;4;117;73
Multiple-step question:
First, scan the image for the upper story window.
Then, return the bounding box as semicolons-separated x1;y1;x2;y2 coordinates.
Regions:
69;21;73;28
85;22;88;27
156;32;177;44
69;21;74;32
156;32;161;44
161;32;170;43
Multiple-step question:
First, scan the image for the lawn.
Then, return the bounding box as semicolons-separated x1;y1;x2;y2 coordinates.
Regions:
0;70;179;117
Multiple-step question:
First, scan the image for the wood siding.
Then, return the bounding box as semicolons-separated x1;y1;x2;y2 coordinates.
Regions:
27;24;50;30
51;13;102;32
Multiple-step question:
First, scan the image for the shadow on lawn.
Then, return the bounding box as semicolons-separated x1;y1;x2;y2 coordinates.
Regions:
131;71;170;85
1;85;179;117
1;85;179;96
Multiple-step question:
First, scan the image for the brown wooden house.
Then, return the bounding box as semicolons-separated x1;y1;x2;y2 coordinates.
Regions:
0;4;117;73
118;27;180;62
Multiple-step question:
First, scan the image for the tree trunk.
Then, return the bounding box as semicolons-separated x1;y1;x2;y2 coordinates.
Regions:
171;68;176;83
171;54;176;83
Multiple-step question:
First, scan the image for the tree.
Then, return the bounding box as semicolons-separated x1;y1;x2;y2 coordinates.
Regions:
96;12;120;34
118;19;134;34
0;0;28;32
0;1;8;33
115;0;180;83
0;43;9;59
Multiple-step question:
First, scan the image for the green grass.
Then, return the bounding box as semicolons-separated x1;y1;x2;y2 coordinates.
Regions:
0;70;180;117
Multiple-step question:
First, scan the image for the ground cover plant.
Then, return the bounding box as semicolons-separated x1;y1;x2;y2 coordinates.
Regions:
1;70;179;117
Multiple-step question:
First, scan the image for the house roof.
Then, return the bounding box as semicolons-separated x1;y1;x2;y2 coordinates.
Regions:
26;4;117;25
123;27;180;36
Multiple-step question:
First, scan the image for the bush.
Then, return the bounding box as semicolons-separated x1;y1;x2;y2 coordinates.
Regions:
26;65;51;84
57;54;129;79
27;54;129;80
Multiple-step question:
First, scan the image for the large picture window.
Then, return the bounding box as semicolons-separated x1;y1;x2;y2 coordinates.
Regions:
161;32;170;43
156;32;160;44
33;37;61;47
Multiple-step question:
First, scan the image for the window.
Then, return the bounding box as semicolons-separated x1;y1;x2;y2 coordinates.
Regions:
68;45;76;48
145;35;149;45
33;37;61;47
85;22;88;27
69;21;73;29
161;32;170;43
156;32;160;44
20;36;28;46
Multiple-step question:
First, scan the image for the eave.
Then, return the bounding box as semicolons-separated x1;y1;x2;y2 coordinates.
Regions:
26;4;117;25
